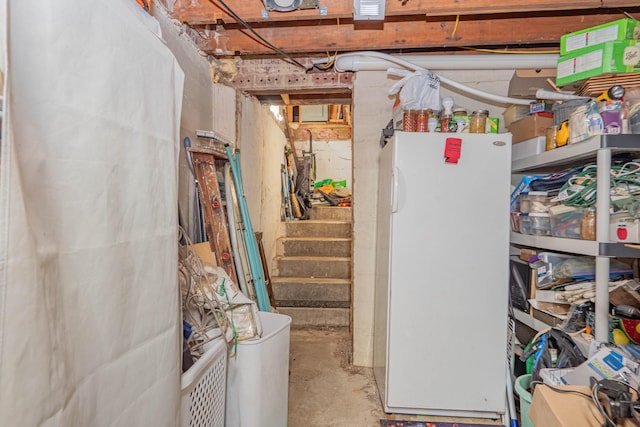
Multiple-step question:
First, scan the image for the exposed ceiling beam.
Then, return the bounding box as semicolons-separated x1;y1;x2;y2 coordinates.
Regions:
174;0;635;25
256;93;352;105
199;11;638;55
280;93;290;104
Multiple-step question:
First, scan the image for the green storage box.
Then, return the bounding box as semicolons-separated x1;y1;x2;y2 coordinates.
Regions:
561;18;640;55
556;39;640;87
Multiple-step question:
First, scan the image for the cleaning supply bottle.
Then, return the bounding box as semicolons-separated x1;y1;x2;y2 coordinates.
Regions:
440;96;455;133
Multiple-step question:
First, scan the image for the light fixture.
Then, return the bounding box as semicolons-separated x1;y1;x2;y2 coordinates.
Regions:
263;0;318;12
353;0;385;20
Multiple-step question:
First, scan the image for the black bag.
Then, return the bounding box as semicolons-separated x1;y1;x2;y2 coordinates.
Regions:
520;328;586;387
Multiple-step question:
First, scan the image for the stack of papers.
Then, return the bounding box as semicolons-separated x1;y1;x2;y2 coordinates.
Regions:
559;347;640;388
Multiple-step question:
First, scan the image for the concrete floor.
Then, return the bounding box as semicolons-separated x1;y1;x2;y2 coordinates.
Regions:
287;328;504;427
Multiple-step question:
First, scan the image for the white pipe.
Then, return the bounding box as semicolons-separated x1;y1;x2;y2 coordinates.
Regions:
441;74;531;105
331;52;560;71
595;148;612;344
535;89;589;101
329;51;544;105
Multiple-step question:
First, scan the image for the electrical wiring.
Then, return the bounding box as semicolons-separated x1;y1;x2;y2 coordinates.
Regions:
313;51;338;71
530;381;594;399
450;15;460;39
592;381;618;427
207;0;309;70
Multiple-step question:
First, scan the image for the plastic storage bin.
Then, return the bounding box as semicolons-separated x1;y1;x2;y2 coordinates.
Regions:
550;207;584;239
181;337;228;427
512;136;546;161
510;212;521;232
611;214;640;243
519;213;551;235
519;191;557;213
226;312;292;427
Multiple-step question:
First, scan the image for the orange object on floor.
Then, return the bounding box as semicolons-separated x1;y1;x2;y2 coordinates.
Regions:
136;0;149;11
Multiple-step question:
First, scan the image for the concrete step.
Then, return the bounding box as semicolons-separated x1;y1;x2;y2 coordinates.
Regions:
277;236;351;257
272;277;350;308
276;307;350;328
309;206;352;221
273;256;351;279
286;220;351;238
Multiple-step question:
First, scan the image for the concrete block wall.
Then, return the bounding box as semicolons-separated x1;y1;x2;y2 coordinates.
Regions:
352;72;395;367
153;5;236;241
237;96;288;267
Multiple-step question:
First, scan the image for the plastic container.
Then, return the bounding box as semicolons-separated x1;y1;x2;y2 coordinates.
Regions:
549;207;584;239
511;212;521;233
519;213;551;236
226;312;292;427
512;136;546;161
535;252;633;287
610;214;640;243
580;207;596;240
514;374;533;427
181;337;228;427
519;191;557;213
545;125;558;151
552;98;589;126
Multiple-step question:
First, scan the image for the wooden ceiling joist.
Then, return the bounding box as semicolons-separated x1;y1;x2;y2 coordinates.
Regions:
200;11;638;55
174;0;634;25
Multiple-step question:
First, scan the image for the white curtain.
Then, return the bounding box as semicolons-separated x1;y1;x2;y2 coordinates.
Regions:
0;1;184;426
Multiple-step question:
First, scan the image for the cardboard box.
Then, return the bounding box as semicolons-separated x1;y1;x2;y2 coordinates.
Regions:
519;248;538;262
503;104;530;128
534;289;571;304
486;116;499;134
560;18;640;55
556;40;640;87
531;305;568;327
609;280;640;309
507;113;554;143
508;68;557;98
529;384;637;427
190;242;216;266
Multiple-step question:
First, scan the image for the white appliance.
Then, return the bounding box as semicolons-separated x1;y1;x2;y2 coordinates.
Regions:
373;131;512;420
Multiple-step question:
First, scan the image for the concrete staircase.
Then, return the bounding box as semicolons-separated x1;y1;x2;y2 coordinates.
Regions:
272;206;352;327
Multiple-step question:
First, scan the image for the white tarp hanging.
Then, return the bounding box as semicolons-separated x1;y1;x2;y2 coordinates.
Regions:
0;1;184;426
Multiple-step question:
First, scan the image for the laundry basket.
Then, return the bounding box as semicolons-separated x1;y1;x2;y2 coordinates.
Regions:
181;337;228;427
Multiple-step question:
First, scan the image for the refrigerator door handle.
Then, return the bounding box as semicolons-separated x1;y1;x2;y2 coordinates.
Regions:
391;167;399;213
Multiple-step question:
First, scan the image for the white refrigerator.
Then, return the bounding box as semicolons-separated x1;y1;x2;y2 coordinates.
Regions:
373;131;512;420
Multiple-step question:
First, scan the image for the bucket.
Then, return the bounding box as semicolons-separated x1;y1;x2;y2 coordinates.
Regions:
514;374;533;427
